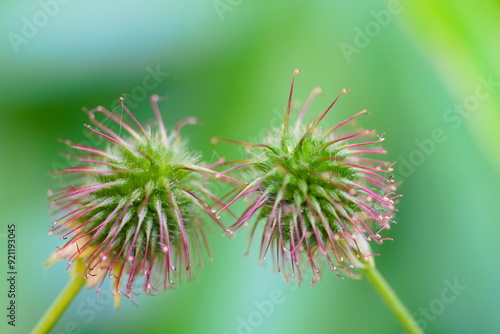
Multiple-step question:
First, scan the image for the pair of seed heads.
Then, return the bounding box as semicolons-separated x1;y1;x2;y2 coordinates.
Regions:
48;69;399;306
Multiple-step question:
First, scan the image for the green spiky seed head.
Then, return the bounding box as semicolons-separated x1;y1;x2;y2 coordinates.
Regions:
218;70;399;285
48;95;230;305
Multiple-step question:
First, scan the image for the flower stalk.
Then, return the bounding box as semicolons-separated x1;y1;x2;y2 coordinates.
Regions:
36;94;233;332
31;260;86;334
37;70;424;334
361;264;423;334
214;69;422;333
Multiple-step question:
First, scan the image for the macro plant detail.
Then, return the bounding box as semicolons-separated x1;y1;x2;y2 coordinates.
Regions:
212;69;422;333
216;69;399;284
34;72;423;334
45;95;234;308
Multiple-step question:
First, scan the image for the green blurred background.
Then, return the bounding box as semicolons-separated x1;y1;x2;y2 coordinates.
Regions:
1;0;499;333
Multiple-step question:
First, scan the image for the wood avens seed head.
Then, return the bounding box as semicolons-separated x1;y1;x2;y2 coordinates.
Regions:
48;95;231;305
218;70;400;285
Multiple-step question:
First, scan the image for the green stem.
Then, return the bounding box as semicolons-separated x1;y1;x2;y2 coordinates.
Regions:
31;267;85;334
361;265;423;334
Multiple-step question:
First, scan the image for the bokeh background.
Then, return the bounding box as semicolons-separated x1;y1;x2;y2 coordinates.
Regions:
1;1;499;333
